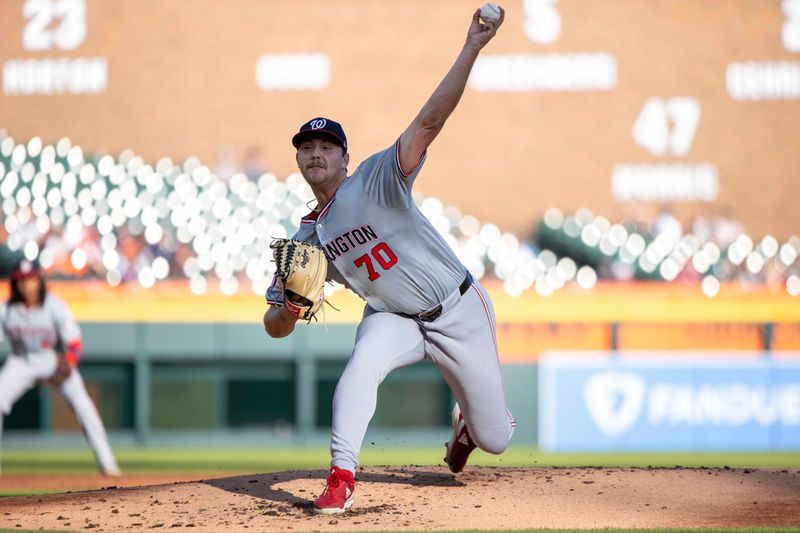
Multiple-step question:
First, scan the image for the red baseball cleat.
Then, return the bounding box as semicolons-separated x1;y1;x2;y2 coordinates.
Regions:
313;466;355;514
444;403;477;473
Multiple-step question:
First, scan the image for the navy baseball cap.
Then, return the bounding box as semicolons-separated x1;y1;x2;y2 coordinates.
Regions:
291;117;348;153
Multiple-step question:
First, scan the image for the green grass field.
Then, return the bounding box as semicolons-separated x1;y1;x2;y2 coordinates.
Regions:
3;445;800;474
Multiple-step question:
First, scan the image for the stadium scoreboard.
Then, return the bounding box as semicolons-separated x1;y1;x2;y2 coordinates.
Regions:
1;0;798;238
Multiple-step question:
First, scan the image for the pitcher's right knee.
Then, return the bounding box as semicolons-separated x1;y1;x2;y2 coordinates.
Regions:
468;411;516;455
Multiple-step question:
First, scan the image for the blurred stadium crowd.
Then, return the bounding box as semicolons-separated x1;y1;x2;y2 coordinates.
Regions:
0;131;798;298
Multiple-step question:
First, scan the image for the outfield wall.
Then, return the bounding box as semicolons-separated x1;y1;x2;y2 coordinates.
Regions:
3;319;799;450
1;321;537;445
2;280;798;448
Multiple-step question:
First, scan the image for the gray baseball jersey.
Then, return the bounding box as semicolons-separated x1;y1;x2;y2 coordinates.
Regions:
266;139;515;474
0;294;119;475
267;140;466;315
0;294;80;356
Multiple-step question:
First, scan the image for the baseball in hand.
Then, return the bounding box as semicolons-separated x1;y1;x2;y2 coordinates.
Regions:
479;2;501;23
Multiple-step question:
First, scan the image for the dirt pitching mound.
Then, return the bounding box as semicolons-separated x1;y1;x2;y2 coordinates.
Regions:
2;466;799;531
0;472;231;493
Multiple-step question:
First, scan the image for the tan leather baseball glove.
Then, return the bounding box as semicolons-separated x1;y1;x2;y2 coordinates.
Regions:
271;238;328;321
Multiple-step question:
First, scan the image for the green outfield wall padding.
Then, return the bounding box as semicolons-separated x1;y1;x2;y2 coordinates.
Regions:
2;322;534;444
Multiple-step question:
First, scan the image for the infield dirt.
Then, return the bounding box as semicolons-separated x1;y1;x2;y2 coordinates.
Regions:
2;466;799;531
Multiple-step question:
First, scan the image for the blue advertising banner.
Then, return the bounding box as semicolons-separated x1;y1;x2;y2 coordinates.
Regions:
538;352;800;452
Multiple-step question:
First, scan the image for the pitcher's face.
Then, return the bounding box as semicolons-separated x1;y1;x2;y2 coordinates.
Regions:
296;137;349;188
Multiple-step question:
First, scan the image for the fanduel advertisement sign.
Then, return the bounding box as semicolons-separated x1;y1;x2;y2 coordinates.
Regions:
538;352;800;451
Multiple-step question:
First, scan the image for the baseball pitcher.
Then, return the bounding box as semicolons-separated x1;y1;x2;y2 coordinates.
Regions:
263;5;514;514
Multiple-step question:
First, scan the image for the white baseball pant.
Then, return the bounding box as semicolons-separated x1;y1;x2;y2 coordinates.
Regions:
329;278;515;472
0;351;119;475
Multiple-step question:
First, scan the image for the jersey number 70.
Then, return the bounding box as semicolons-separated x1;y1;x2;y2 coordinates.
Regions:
354;242;398;281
